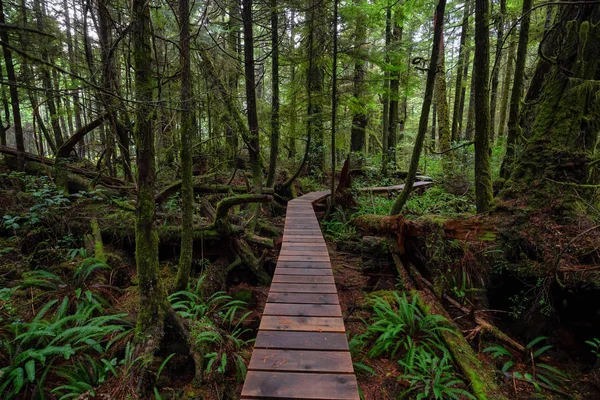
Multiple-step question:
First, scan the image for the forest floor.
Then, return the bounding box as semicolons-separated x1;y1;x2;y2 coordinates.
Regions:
2;162;600;399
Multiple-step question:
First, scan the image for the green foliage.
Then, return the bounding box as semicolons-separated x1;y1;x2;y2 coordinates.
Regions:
404;186;474;218
1;173;70;235
168;275;253;382
354;293;453;359
19;257;111;306
0;297;128;399
350;292;474;399
585;337;600;358
483;336;567;392
399;347;476;400
321;206;356;241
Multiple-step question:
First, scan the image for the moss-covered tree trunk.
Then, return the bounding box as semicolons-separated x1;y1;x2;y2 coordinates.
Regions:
175;0;194;292
388;10;403;169
474;0;493;213
502;2;600;215
306;0;326;175
451;0;470;142
499;0;532;179
350;0;368;164
0;0;25;167
381;5;392;176
132;0;168;352
489;0;506;142
497;31;516;139
266;0;279;188
243;0;262;193
434;14;451;154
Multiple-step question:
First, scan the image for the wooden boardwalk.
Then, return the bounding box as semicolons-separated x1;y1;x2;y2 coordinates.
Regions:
241;191;360;400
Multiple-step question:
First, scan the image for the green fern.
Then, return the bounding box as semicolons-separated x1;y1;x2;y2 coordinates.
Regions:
0;297;128;399
399;347;476;400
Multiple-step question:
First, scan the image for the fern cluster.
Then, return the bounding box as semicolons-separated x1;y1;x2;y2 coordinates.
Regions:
350;292;474;399
168;275;253;382
0;296;129;399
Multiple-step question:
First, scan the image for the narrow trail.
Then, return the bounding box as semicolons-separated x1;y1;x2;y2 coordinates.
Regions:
241;191;360;400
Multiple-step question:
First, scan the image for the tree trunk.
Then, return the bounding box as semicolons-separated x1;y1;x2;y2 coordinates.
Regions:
266;0;279;188
174;0;194;292
451;0;470;142
388;11;403;168
350;0;368;162
502;1;600;215
434;14;451;153
330;0;339;206
242;0;262;194
489;0;506;142
34;0;63;149
465;71;476;140
474;0;493;213
391;0;446;215
306;0;326;175
132;0;168;352
497;31;516;139
0;0;25;166
500;0;532;179
381;5;392;176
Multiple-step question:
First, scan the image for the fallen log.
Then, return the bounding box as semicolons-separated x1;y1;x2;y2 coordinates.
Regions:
414;290;507;400
353;213;496;253
0;145;129;189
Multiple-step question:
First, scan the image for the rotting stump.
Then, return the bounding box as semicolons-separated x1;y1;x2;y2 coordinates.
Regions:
241;191;360;400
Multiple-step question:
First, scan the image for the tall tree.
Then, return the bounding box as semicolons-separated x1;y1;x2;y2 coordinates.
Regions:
132;0;168;350
330;0;339;205
500;0;533;178
381;5;392;176
242;0;262;193
497;31;516;139
174;0;194;292
489;0;507;141
350;0;368;162
306;0;326;174
0;0;25;166
388;9;403;167
266;0;279;188
451;0;470;141
391;0;446;215
34;0;63;148
474;0;493;212
434;10;450;152
502;1;599;215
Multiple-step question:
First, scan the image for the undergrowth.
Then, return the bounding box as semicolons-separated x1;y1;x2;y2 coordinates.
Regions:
350;292;475;399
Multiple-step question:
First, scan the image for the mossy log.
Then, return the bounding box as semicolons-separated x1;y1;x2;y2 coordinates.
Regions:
414;290;507;400
353;214;496;253
0;145;129;190
234;238;271;285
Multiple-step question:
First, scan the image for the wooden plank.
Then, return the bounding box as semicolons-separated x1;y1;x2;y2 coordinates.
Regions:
281;237;326;243
278;256;330;262
249;349;353;373
259;316;346;332
270;283;337;294
284;230;322;235
281;243;328;248
276;261;331;268
263;303;342;317
272;275;335;284
254;331;349;351
279;250;329;257
241;371;359;399
268;292;339;304
274;268;333;276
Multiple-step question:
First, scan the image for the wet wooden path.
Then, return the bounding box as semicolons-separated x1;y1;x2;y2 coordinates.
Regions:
241;191;360;400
